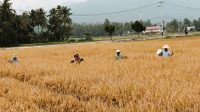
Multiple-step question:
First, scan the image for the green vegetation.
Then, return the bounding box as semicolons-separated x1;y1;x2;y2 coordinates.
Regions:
104;19;116;40
84;32;92;41
131;21;146;37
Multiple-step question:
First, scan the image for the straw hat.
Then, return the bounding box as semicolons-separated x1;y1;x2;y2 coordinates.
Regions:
116;50;121;53
13;54;17;57
162;44;170;49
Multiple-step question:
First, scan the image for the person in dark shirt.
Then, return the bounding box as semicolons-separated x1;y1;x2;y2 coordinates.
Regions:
71;54;84;64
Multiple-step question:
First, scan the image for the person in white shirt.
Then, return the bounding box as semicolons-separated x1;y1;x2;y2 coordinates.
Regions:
9;54;19;64
115;50;128;60
156;44;173;57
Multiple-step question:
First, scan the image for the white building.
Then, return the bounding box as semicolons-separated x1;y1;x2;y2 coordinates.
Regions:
187;26;195;31
144;26;161;34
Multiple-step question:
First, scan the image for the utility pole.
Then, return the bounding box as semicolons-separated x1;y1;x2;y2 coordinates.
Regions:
139;10;143;21
158;1;164;37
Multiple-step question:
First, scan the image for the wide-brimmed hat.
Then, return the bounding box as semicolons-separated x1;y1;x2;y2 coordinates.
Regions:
162;44;170;49
116;50;121;53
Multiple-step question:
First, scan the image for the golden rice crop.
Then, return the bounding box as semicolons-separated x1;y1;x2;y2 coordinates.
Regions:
0;37;200;112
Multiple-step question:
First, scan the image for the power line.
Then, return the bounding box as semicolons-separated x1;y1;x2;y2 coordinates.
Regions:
72;2;158;16
163;16;177;20
14;2;157;17
166;2;200;10
148;16;161;20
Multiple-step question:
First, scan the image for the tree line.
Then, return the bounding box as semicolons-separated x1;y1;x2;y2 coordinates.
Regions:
166;18;200;33
73;19;152;38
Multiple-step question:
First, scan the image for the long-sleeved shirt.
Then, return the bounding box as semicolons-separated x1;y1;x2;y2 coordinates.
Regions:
115;54;123;60
162;50;171;57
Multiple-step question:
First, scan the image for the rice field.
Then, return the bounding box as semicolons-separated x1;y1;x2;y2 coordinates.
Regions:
0;37;200;112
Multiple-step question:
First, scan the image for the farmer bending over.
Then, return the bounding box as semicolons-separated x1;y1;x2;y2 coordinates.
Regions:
115;50;128;60
156;44;173;57
71;54;84;64
9;54;19;64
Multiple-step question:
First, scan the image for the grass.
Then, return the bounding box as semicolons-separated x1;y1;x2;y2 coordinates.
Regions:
0;36;200;111
2;32;200;48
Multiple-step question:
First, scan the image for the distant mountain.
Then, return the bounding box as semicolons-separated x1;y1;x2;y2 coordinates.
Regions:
69;0;200;23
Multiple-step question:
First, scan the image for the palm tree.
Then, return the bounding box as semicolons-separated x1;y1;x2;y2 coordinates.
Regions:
36;8;47;42
0;0;16;22
60;6;72;40
0;0;18;45
60;6;72;26
0;1;2;33
48;8;59;41
48;6;73;41
14;12;30;39
0;1;2;21
29;10;37;37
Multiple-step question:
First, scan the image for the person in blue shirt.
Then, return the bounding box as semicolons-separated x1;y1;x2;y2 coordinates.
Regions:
156;44;173;57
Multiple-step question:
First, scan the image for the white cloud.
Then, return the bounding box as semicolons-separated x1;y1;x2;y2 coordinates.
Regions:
0;0;88;11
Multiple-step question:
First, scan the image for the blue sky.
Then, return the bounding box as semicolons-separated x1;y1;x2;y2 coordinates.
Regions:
1;0;200;23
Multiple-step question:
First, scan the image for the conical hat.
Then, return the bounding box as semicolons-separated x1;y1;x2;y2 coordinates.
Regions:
13;54;17;57
116;50;121;52
162;44;170;49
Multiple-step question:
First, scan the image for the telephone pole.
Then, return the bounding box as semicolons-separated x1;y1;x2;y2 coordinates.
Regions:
139;10;143;21
158;1;164;37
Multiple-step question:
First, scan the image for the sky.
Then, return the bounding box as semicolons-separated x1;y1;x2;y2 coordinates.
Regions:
6;0;88;10
1;0;200;23
69;0;200;23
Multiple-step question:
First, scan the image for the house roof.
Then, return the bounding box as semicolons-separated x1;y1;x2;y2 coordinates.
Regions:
146;26;161;30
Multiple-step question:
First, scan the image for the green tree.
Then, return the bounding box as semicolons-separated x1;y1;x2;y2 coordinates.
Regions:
59;6;72;40
29;9;37;38
48;6;72;41
193;18;200;31
0;1;3;33
0;0;15;22
104;19;115;40
131;21;145;37
166;19;179;33
183;18;192;27
48;8;58;41
142;19;152;27
14;12;32;43
14;12;30;38
36;8;47;42
0;0;18;45
84;32;92;41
